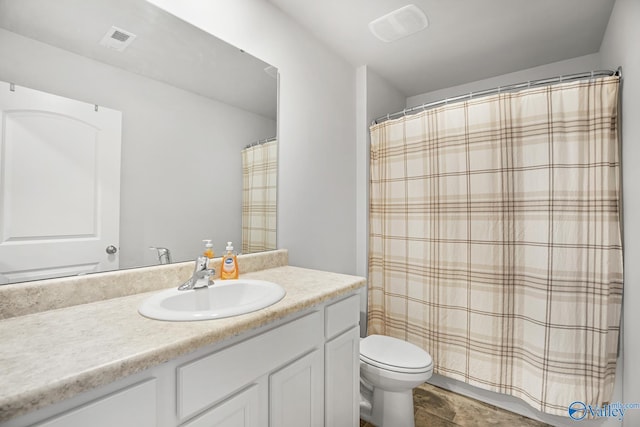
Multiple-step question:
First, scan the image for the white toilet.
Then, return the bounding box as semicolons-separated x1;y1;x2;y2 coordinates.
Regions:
359;334;433;427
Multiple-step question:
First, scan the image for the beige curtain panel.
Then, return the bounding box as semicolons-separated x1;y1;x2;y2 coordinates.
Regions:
241;139;277;254
368;76;622;416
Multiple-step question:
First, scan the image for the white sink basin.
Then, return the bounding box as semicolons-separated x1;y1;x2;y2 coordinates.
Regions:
138;279;286;321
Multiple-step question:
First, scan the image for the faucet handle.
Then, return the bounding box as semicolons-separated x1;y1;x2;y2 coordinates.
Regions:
193;256;209;271
204;268;216;286
178;257;216;291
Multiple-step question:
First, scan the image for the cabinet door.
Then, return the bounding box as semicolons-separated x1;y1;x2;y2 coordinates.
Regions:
269;349;323;427
35;379;156;427
325;326;360;427
177;311;322;421
181;384;262;427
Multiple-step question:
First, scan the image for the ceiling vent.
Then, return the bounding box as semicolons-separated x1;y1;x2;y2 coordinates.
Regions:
99;26;137;52
369;4;429;43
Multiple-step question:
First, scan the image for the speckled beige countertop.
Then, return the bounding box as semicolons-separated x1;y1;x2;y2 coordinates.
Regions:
0;262;365;423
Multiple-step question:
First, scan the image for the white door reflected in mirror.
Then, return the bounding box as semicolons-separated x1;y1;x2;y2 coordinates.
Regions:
0;82;122;285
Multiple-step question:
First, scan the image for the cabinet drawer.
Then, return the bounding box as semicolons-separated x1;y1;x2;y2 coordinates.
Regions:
178;310;322;421
35;379;156;427
325;294;359;339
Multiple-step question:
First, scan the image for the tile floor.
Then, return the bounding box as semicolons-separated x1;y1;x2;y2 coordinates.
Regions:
360;383;551;427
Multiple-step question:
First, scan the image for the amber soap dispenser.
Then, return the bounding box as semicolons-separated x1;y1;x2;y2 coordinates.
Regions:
220;241;239;279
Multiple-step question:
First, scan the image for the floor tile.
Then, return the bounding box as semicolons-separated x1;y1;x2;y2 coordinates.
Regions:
360;383;551;427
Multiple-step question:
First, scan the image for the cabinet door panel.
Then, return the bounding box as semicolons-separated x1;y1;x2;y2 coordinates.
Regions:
269;349;323;427
325;327;360;427
181;384;261;427
35;379;156;427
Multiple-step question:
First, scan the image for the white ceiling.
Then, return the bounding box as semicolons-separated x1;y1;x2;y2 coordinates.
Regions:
267;0;616;97
0;1;616;112
0;0;278;119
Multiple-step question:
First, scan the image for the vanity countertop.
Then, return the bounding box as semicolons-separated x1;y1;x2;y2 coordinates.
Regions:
0;265;366;423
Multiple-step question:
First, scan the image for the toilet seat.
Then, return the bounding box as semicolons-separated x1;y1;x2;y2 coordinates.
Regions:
360;335;433;374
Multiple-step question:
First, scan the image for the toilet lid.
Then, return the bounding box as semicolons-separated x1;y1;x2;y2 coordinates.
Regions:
360;335;433;374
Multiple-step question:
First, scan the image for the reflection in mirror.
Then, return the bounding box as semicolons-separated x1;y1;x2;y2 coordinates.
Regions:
241;138;277;254
0;0;278;284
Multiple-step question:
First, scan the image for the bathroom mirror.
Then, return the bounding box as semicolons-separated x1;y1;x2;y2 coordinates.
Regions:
0;0;278;284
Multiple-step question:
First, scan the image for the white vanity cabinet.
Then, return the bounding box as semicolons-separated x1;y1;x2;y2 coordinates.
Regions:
2;291;361;427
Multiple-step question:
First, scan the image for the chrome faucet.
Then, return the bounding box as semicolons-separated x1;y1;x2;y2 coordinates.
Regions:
149;246;172;265
178;256;215;291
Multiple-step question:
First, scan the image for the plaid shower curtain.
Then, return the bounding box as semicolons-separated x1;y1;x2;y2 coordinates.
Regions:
368;76;622;416
241;139;277;254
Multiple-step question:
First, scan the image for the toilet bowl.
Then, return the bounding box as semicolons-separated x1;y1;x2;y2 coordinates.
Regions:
359;334;433;427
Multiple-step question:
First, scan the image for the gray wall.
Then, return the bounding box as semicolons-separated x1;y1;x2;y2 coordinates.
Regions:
600;0;640;426
406;53;602;107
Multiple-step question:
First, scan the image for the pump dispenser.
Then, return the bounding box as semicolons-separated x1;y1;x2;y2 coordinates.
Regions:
202;240;215;259
220;241;239;280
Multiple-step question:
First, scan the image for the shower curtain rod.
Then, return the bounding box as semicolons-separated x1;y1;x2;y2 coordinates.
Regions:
373;67;622;125
244;136;276;149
